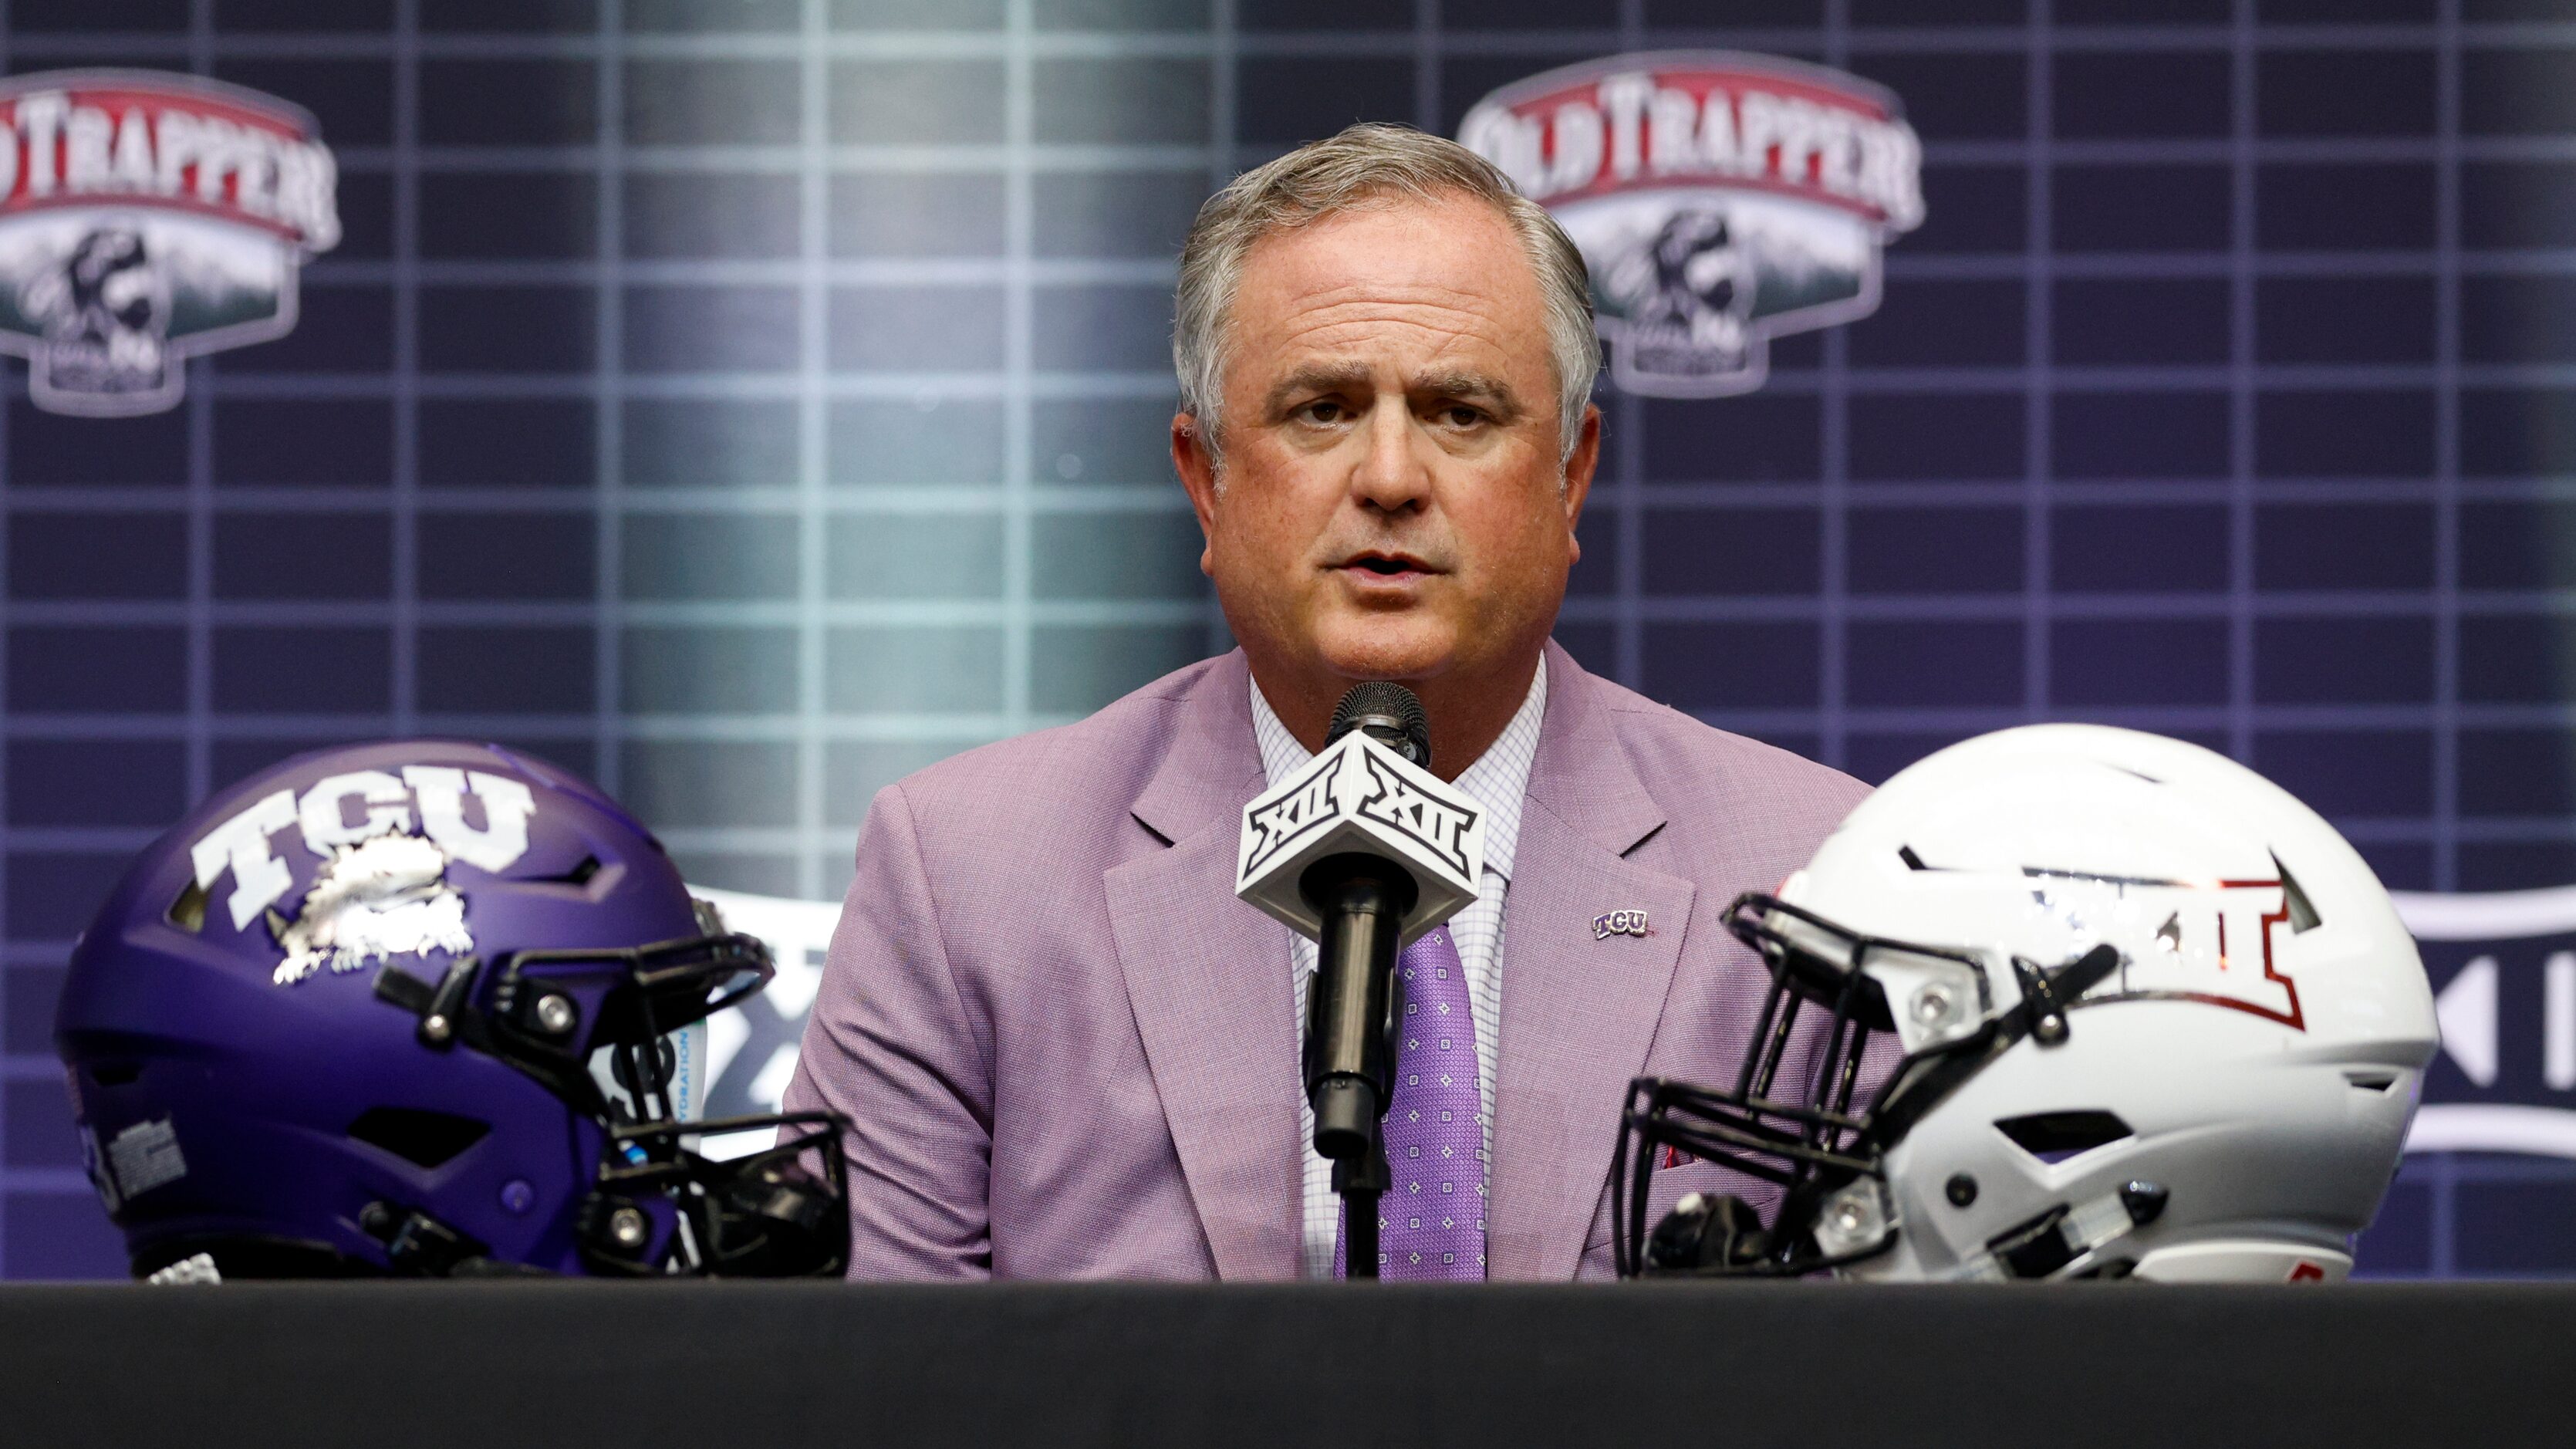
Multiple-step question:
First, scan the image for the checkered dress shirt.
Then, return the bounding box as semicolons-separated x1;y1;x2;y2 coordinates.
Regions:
1250;660;1548;1281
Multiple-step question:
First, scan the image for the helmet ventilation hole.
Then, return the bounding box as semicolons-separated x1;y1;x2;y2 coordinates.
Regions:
2274;853;2322;933
524;854;603;887
346;1107;492;1169
1995;1110;2134;1164
167;879;209;933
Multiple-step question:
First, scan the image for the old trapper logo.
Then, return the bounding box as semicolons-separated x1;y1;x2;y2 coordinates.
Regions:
1461;52;1922;398
0;70;339;417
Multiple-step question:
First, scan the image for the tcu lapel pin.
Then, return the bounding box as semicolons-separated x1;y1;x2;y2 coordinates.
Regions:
1592;909;1649;941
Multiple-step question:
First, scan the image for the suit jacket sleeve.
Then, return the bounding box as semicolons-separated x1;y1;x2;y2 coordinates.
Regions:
781;782;995;1278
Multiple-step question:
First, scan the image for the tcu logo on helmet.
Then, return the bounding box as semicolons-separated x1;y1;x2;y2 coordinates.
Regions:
0;71;340;417
189;768;534;986
1460;52;1921;398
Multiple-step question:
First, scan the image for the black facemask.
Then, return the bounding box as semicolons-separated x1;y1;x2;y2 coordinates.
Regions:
1613;893;2120;1279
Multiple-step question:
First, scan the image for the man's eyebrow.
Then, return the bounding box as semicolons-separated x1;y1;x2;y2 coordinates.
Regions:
1262;362;1372;414
1258;363;1525;421
1412;370;1521;419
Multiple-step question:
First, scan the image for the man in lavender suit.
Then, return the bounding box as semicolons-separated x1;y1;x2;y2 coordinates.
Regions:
783;125;1868;1281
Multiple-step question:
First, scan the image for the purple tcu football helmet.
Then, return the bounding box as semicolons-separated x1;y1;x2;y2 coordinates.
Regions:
56;740;848;1279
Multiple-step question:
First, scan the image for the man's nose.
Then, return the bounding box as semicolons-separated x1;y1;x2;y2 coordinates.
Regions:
1348;399;1430;515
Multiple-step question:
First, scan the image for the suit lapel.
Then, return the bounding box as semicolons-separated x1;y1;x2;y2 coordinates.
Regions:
1102;653;1303;1280
1487;644;1696;1280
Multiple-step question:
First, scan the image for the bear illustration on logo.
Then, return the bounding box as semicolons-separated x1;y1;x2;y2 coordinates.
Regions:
1460;52;1923;398
0;70;339;417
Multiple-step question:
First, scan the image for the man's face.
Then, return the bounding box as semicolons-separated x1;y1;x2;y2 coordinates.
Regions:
1174;194;1597;694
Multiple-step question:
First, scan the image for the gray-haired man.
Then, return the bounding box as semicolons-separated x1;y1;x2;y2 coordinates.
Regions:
785;123;1866;1280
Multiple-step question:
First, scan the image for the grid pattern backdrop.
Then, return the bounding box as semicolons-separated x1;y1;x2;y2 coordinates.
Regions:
6;0;2576;1278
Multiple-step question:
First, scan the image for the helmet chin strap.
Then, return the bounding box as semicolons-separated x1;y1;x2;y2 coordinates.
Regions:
1934;1178;2171;1282
354;1140;846;1281
359;1199;552;1278
579;1114;851;1278
372;957;609;1115
2006;942;2123;1050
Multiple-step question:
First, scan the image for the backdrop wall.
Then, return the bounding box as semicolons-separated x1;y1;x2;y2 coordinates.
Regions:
5;0;2574;1280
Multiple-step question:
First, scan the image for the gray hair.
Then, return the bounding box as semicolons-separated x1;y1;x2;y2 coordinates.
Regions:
1173;122;1599;469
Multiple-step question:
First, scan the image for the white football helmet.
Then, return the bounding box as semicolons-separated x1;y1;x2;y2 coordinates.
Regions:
1615;724;2437;1284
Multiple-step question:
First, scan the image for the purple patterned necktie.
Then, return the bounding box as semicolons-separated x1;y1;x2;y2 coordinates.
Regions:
1339;924;1487;1280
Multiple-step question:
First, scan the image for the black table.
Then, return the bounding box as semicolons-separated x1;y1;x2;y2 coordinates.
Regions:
1;1282;2562;1447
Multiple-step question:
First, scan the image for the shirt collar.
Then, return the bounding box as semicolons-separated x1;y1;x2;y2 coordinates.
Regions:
1247;657;1548;883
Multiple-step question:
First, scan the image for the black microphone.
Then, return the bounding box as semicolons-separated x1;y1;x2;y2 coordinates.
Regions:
1303;684;1432;1157
1328;681;1431;770
1235;682;1484;1160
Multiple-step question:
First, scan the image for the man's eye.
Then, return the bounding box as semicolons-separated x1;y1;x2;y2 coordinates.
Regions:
1440;405;1484;427
1301;400;1346;424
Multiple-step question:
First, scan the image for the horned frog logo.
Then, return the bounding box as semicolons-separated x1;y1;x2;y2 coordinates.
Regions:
272;833;473;986
188;765;535;988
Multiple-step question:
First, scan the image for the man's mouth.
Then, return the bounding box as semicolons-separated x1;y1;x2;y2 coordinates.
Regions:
1336;551;1438;582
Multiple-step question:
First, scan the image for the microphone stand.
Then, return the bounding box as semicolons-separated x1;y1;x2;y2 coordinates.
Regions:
1303;855;1413;1283
1333;1137;1390;1280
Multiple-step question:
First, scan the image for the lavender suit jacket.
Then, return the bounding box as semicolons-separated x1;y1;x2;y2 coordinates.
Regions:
782;641;1869;1281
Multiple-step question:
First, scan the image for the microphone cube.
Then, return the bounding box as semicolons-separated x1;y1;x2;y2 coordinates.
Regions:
1234;731;1484;945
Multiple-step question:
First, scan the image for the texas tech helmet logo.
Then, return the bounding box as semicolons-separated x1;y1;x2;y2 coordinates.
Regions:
1460;52;1922;398
0;71;340;417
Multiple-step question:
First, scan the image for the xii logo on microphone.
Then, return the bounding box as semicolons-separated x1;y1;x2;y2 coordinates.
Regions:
1354;751;1478;882
1236;731;1486;944
1240;761;1340;883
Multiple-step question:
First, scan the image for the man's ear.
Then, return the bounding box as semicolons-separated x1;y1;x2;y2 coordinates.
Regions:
1172;412;1220;576
1559;402;1602;562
